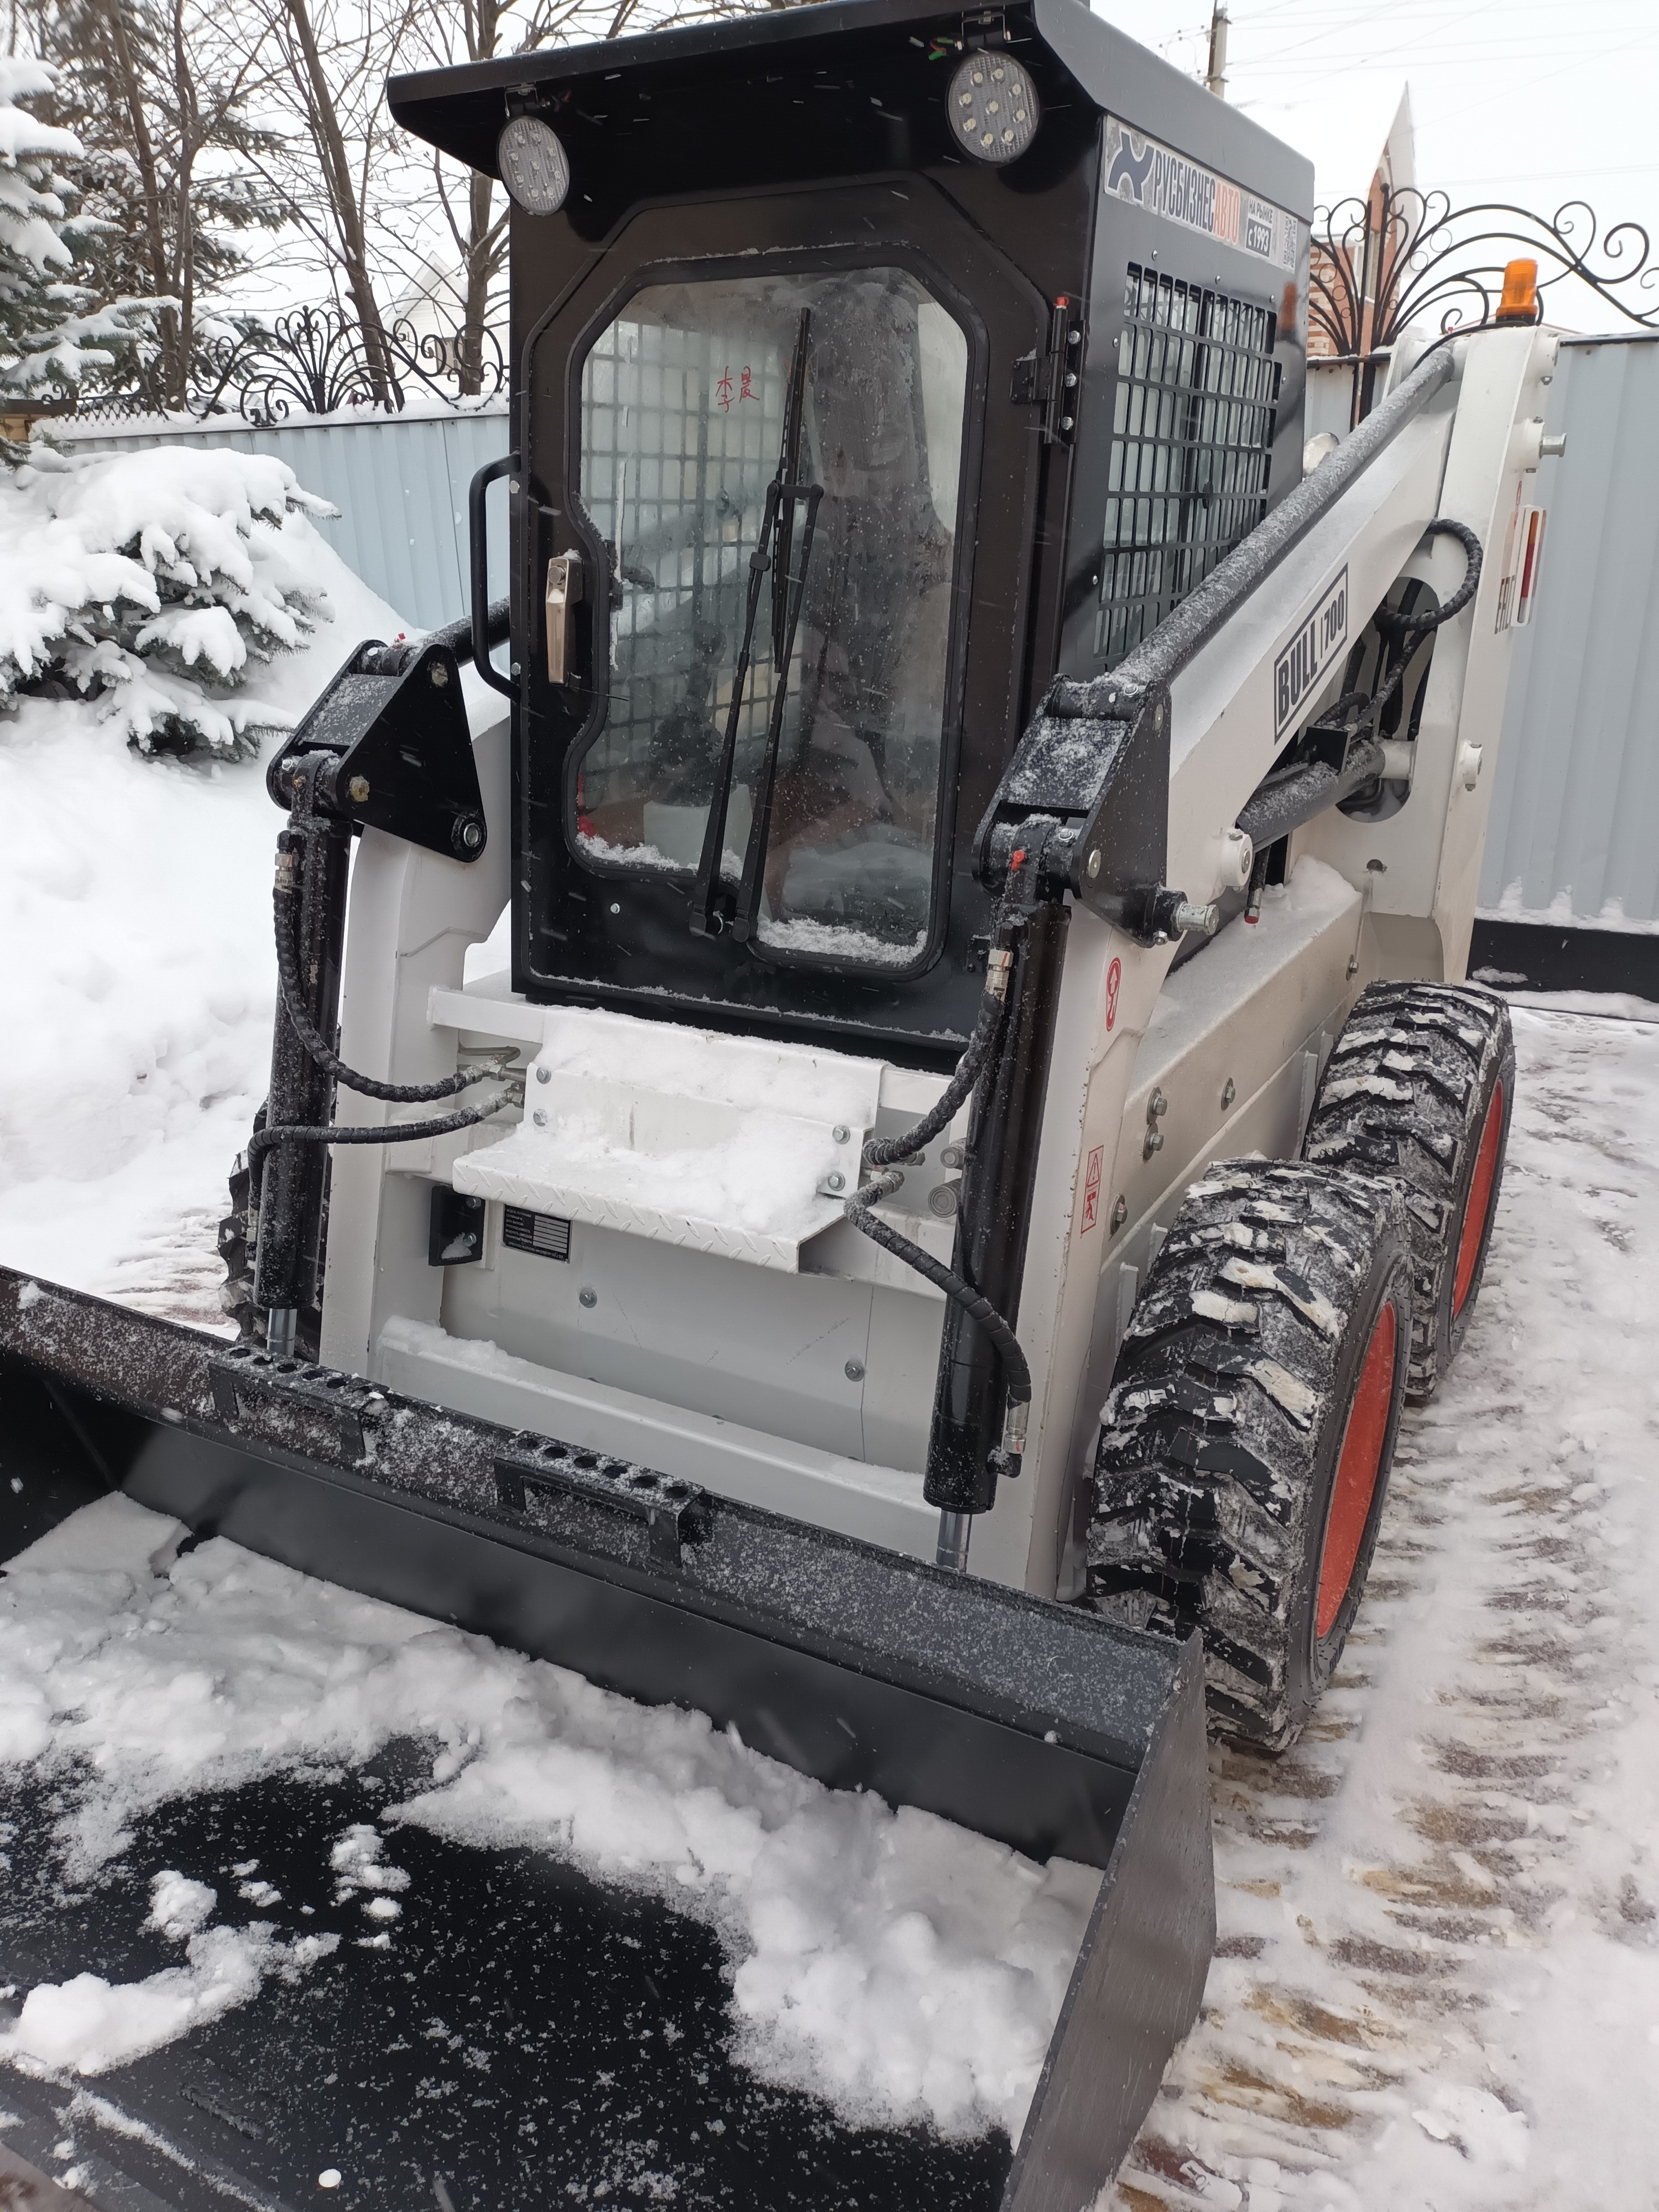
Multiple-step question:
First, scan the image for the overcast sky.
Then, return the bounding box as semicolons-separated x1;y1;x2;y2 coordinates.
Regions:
1097;0;1659;332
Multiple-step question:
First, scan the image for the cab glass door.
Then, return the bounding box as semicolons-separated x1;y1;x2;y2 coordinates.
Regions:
573;266;968;970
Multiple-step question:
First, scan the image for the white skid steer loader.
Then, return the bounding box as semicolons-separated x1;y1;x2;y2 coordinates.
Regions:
0;0;1558;2203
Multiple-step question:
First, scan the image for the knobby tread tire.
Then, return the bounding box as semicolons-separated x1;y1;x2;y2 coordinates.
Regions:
1302;980;1514;1402
1088;1160;1412;1752
216;1105;264;1344
215;1103;324;1358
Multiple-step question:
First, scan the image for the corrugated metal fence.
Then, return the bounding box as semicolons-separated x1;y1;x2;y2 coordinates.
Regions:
1314;337;1659;926
55;404;512;637
55;343;1659;924
1479;335;1659;925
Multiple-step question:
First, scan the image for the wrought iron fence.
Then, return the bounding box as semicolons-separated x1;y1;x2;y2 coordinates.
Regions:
71;309;508;425
1311;188;1659;421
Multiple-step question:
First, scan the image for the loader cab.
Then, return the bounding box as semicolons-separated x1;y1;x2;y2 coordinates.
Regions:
389;0;1311;1066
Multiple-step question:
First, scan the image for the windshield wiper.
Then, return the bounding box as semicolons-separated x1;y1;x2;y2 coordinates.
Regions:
731;476;820;945
690;309;817;942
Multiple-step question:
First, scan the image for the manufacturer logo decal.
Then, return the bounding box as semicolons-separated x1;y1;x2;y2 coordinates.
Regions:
1273;567;1349;738
1082;1144;1105;1233
1103;116;1305;274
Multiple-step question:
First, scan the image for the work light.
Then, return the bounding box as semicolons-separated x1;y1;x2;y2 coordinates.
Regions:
497;115;571;215
947;51;1040;164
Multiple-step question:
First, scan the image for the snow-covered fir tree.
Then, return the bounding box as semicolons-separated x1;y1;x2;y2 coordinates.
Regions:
2;62;328;756
0;55;148;399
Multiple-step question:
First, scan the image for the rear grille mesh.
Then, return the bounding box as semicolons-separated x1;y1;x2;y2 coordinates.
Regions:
1096;264;1281;666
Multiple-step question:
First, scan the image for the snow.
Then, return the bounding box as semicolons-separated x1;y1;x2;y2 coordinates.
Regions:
0;761;1653;2186
759;914;928;966
144;1870;216;1940
0;442;341;755
1105;999;1659;2212
0;504;444;1328
0;1924;339;2078
1;60;153;397
1479;886;1659;936
452;1003;879;1262
0;1490;1098;2140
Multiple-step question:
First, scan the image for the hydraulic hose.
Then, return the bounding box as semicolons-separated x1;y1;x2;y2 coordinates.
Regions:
846;1170;1033;1403
248;1095;504;1173
843;962;1032;1407
1374;518;1483;639
861;986;1007;1169
274;866;505;1103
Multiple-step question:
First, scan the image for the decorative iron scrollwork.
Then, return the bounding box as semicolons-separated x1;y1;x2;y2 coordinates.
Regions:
70;310;507;425
1312;186;1659;419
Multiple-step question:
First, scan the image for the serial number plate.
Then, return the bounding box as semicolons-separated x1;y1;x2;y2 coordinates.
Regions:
1274;567;1349;738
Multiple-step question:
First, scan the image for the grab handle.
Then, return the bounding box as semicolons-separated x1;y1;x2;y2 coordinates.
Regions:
469;453;518;697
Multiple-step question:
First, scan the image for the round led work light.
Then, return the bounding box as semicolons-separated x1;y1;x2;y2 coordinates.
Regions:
948;51;1040;165
497;114;571;215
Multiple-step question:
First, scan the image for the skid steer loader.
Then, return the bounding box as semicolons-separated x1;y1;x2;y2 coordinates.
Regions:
1;0;1556;2202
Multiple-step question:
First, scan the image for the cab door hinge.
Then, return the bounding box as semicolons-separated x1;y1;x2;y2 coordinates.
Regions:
1010;296;1082;444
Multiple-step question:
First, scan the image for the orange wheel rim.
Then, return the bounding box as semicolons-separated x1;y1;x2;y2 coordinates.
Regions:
1453;1082;1504;1317
1316;1303;1397;1641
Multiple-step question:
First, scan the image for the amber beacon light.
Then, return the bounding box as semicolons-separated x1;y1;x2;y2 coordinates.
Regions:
1495;258;1540;324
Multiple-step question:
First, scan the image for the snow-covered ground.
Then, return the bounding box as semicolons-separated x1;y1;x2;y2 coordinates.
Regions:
0;518;500;1327
3;585;1657;2200
1109;1000;1659;2212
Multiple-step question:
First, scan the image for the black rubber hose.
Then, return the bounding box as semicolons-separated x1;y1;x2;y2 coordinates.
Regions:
1375;519;1482;638
248;1095;503;1172
274;880;501;1103
863;985;1008;1169
845;1177;1032;1404
846;969;1031;1407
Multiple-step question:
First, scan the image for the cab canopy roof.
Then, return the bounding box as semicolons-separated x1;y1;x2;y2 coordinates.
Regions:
387;0;1311;219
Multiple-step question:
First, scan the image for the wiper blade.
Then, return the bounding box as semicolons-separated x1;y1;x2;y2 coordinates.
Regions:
732;478;821;945
690;309;815;942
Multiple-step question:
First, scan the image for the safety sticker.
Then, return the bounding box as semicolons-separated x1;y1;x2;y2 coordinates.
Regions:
1273;567;1349;738
1082;1144;1105;1234
1103;116;1304;274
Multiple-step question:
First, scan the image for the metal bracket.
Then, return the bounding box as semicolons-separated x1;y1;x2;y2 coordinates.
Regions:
208;1345;388;1463
974;683;1171;929
1010;299;1082;444
264;637;488;862
494;1437;708;1571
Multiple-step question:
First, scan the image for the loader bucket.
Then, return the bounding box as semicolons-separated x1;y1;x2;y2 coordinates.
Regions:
0;1267;1212;2211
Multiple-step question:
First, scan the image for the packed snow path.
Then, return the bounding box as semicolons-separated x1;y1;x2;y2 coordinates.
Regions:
1108;1000;1659;2212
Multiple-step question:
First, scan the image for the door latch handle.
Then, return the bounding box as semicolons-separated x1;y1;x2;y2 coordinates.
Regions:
545;553;584;685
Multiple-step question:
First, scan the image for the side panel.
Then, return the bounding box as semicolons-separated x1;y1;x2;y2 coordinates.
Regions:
1298;326;1559;975
320;715;512;1375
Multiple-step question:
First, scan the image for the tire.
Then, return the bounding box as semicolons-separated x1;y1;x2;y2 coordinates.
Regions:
215;1102;322;1359
1088;1160;1412;1751
1302;981;1514;1402
216;1106;265;1343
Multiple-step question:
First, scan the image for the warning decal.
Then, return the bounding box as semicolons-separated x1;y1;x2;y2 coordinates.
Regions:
1082;1144;1105;1234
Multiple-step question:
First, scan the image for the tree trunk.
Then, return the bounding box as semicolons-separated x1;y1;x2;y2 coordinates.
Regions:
282;0;396;407
170;0;200;390
101;0;179;405
458;167;497;395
